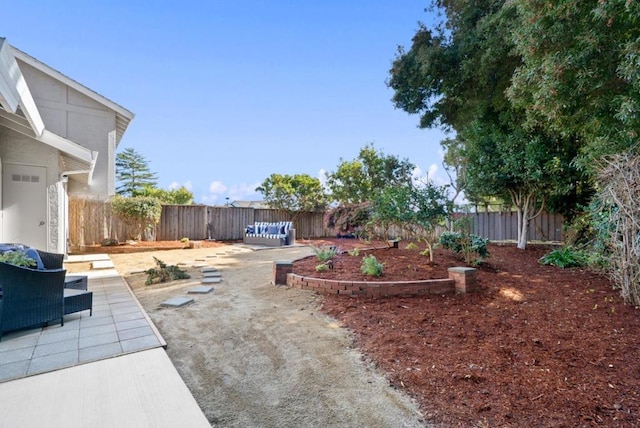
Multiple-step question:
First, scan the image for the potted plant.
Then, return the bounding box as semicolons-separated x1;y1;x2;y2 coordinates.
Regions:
0;251;38;268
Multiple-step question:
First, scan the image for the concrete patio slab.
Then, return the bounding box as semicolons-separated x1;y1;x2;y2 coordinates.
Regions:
0;348;210;428
65;254;111;263
92;260;115;269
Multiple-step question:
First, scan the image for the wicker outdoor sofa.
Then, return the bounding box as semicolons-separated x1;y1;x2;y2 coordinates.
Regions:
0;246;93;341
0;261;66;341
243;221;295;247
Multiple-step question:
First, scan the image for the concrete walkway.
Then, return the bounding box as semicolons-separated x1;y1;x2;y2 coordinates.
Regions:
0;258;210;427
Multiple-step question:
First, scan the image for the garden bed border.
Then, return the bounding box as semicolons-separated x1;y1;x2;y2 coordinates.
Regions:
273;260;477;298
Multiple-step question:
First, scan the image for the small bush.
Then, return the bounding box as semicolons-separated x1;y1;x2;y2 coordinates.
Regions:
311;245;339;262
439;231;489;265
406;242;418;250
347;248;360;256
315;263;329;272
180;237;189;244
361;255;383;277
145;257;190;285
539;247;587;269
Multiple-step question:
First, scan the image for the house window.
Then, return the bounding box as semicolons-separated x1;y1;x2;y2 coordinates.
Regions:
12;174;40;183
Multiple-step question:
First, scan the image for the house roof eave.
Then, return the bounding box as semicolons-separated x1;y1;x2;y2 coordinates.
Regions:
10;45;135;144
0;38;45;137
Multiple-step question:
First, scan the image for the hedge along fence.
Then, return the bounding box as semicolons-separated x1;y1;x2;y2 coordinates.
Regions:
68;198;564;249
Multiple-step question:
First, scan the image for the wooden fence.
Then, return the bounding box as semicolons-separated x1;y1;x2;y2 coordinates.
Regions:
68;199;564;249
68;200;331;248
468;211;564;242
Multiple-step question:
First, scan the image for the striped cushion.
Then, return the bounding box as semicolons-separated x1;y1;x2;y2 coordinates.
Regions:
246;221;291;237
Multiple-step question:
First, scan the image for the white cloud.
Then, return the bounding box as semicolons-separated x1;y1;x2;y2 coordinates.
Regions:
318;168;328;188
168;180;192;191
427;164;439;181
226;182;261;201
208;180;228;194
412;163;451;189
204;180;261;205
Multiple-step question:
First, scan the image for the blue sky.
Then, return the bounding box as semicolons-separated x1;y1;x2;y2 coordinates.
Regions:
3;1;449;204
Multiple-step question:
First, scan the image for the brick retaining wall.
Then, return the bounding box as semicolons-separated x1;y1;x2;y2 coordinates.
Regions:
274;261;477;298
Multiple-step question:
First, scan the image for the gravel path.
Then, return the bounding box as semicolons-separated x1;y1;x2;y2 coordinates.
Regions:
111;245;428;427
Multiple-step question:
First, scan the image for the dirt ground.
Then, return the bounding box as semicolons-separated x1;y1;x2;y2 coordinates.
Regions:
87;240;427;427
71;239;640;427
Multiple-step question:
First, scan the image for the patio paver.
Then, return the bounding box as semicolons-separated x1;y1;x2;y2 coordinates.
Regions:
0;268;165;383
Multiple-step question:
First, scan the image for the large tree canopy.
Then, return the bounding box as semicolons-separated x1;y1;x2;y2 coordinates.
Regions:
256;173;328;214
507;0;640;165
388;0;515;131
326;143;415;204
388;0;590;248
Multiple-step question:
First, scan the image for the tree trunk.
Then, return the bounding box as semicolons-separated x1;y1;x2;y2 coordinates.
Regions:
510;190;545;250
516;208;528;250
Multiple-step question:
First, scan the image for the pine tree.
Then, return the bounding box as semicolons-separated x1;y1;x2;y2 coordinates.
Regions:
115;147;158;196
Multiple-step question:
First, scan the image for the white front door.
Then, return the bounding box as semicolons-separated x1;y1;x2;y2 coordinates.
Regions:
2;163;47;248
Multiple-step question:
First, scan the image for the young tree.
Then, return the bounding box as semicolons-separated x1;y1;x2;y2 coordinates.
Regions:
256;173;328;215
116;147;158;196
462;116;576;249
369;181;451;261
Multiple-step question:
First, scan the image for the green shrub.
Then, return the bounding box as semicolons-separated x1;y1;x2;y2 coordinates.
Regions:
361;255;383;277
439;231;489;265
315;263;329;272
539;247;587;269
145;257;190;285
0;251;37;268
111;196;162;241
406;242;418;250
347;248;360;256
311;245;339;262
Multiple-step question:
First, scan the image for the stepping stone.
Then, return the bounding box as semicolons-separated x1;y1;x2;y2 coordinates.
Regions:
192;263;209;268
203;271;221;277
201;267;218;273
160;296;194;308
129;269;146;274
206;255;218;258
195;258;207;262
92;260;115;270
188;286;214;294
202;277;222;284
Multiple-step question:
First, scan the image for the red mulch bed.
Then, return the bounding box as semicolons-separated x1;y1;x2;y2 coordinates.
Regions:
72;239;229;254
295;239;640;427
